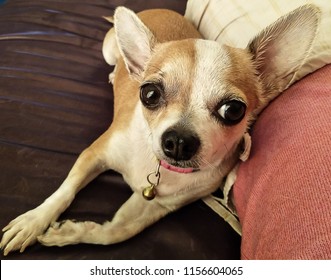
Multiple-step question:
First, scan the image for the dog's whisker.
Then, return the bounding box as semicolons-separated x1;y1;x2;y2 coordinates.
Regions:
223;143;230;154
199;156;218;171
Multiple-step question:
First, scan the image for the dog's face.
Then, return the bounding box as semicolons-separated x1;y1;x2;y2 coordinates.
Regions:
139;40;260;172
113;6;319;173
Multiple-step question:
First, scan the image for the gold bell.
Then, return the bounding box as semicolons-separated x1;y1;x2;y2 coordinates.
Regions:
142;185;156;200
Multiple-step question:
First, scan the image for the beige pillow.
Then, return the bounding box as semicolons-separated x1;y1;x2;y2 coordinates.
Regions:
185;0;331;86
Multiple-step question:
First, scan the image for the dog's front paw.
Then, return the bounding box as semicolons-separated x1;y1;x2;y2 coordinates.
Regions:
0;209;51;256
38;220;86;247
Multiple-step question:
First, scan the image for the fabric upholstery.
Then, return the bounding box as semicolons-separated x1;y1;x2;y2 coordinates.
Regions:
234;64;331;259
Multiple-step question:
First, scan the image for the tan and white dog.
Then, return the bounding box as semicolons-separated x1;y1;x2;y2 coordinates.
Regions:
1;5;319;255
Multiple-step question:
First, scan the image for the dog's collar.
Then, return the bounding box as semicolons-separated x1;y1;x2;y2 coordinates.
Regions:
142;159;199;201
142;160;161;200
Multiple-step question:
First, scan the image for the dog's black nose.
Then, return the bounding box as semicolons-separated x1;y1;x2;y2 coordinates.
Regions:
161;129;200;161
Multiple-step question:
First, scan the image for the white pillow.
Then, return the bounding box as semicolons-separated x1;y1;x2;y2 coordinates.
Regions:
185;0;331;85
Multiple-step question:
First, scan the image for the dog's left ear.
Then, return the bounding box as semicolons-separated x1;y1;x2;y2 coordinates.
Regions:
114;7;156;77
248;5;320;105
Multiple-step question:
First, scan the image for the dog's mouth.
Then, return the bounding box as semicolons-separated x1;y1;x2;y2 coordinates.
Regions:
160;160;199;174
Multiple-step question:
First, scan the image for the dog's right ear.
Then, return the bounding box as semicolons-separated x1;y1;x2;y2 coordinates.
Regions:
114;7;156;78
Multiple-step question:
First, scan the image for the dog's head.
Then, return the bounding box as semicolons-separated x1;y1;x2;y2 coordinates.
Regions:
113;6;319;173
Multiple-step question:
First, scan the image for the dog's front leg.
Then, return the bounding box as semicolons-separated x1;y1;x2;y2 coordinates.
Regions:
0;131;112;255
37;192;170;247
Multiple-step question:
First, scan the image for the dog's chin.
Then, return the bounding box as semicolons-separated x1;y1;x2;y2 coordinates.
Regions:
159;159;200;174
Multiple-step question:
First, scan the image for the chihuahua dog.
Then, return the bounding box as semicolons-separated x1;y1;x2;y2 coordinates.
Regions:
1;5;319;255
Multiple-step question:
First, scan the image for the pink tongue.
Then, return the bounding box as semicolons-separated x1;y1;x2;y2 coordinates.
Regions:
160;160;195;174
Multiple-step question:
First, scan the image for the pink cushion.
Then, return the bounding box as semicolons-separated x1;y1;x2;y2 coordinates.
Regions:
234;64;331;259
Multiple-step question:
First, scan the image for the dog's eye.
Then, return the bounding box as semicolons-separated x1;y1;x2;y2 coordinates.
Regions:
216;100;246;125
140;84;162;109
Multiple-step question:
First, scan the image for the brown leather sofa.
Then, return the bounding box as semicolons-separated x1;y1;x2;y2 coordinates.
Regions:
0;0;240;259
